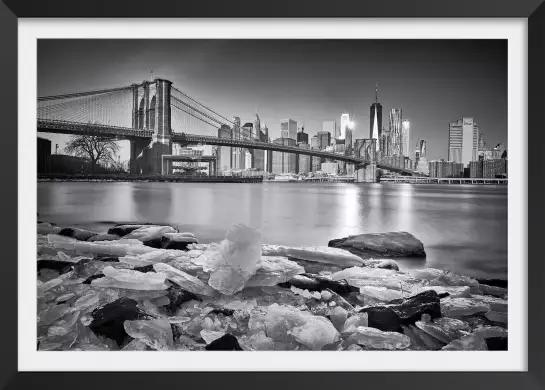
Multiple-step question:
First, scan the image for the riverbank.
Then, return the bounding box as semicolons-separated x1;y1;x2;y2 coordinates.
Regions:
38;174;263;183
37;221;508;351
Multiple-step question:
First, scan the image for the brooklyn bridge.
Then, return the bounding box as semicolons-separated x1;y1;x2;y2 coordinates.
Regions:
37;78;421;182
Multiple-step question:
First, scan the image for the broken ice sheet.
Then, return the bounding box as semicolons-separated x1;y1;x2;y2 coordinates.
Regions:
153;262;217;297
440;297;491;317
261;244;364;267
200;330;226;344
415;317;471;344
91;266;169;291
123;319;174;350
345;326;411;350
245;256;305;288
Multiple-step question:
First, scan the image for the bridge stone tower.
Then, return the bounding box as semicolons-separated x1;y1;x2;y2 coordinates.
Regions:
354;138;377;183
130;78;173;175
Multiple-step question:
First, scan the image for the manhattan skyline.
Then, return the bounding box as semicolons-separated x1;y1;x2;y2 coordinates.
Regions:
38;39;507;162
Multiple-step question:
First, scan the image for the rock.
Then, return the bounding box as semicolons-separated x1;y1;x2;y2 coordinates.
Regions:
485;311;507;324
245;256;305;288
123;319;173;350
88;297;150;346
415;317;471;344
359;306;401;332
486;337;508;350
59;227;100;241
328;231;426;258
440;297;491;318
442;334;488;350
262;244;365;267
345;326;411;350
153;263;217;297
87;234;121;242
388;290;441;325
205;333;243;350
194;224;262;295
37;260;74;275
107;223;159;237
342;313;369;334
91;266;169;291
164;285;198;316
363;259;400;271
38;225;62;235
160;232;198;250
329;306;348;331
415;285;471;298
476;278;507;289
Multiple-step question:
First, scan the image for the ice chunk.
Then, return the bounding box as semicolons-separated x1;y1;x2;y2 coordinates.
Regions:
261;244;364;267
121;339;148;351
200;330;226;344
363;259;400;271
331;266;416;290
245;256;305;287
470;295;507;313
290;286;321;300
153;263;217;297
442;333;488;350
73;292;101;312
415;317;471;344
195;224;262;295
345;326;410;350
359;286;402;301
473;326;508;339
119;250;178;268
239;331;274;351
123;226;177;242
342;313;369;334
485;311;507;324
329;306;348;331
91;266;169;291
40;304;71;325
320;290;333;301
123;319;173;350
440;297;491;317
478;284;508;298
48;234;156;257
37;278;63;296
410;268;479;287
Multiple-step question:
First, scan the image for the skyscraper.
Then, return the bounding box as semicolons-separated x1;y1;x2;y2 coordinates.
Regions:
310;135;319;149
401;120;410;157
370;84;382;151
297;127;309;144
345;128;353;156
280;119;297;141
317;131;331;150
254;114;261;139
323;121;337;139
340;113;350;140
272;138;297;174
389;109;403;156
448;117;479;165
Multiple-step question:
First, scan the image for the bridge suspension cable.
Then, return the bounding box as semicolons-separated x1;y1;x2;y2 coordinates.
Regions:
171;87;234;125
37;85;133;102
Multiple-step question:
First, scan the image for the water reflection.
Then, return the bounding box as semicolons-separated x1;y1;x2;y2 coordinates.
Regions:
38;182;508;279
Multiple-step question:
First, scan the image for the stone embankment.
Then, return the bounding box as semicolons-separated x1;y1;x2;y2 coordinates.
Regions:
36;222;508;351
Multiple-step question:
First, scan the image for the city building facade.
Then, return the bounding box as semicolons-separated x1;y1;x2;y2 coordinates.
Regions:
297;128;309;144
323;121;338;140
370;85;382;152
401;120;410;157
389;109;403;156
280;118;297;141
448;117;479;166
297;142;311;174
340;113;350;140
317;131;331;150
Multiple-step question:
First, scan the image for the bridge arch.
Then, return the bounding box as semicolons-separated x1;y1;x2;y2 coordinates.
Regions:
138;97;145;129
149;95;156;130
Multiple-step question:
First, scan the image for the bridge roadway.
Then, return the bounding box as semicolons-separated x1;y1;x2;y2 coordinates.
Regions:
37;119;419;175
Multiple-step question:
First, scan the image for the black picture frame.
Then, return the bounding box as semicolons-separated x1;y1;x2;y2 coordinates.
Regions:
0;1;542;389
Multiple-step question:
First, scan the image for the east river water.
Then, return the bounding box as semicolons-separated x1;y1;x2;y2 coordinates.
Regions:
37;182;508;280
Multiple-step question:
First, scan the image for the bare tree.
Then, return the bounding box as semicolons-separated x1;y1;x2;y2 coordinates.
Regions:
64;135;120;174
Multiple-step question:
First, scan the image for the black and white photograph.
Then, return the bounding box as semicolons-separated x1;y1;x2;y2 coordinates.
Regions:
35;38;509;353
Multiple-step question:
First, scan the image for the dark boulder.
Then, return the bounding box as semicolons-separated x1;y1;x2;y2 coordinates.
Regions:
160;233;198;250
205;334;243;351
59;227;99;241
280;273;358;296
485;337;508;351
37;260;73;275
107;223;157;237
476;279;507;289
359;306;402;332
83;274;104;284
388;290;441;325
133;264;156;273
328;231;426;258
209;308;235;316
88;234;121;242
164;285;199;316
88;297;150;347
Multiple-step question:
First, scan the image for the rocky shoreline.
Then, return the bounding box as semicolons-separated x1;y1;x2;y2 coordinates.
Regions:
37;222;508;351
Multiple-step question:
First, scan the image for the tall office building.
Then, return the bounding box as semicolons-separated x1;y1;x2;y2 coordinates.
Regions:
345;128;353;156
297;127;309;144
254;114;261;139
389;109;403;156
241;122;253;140
280;119;297;141
448;117;479;165
310;135;319;149
217;125;232;173
370;84;382;151
271;138;297;174
323;121;337;139
419;139;427;156
298;143;311;174
340;114;350;140
317;131;331;150
401;120;410;157
380;128;391;158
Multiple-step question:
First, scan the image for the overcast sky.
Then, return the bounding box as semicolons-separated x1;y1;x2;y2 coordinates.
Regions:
38;39;507;162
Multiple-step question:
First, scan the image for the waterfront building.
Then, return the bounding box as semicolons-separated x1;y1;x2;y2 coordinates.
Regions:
217;125;232;172
323;121;338;139
298;142;311;174
340;113;350;140
401;120;410;157
280;118;298;141
414;141;429;175
271;137;297;174
297;127;309;144
321;162;339;175
448;117;479;166
470;160;483;178
429;159;463;178
317;131;332;150
370;84;382;152
389;109;403;156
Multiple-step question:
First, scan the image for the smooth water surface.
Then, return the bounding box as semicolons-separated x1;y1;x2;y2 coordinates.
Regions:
37;182;508;279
